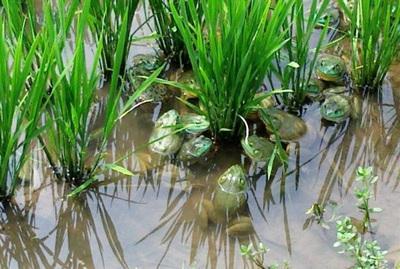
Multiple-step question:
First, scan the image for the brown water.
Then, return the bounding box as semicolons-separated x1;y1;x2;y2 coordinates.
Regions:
2;4;400;269
1;64;400;268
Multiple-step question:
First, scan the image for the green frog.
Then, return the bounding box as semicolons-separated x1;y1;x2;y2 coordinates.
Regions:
149;110;184;155
241;135;275;162
315;54;347;84
320;94;351;123
305;79;326;101
181;113;210;135
259;108;307;141
177;135;213;163
198;165;253;237
320;93;361;123
316;6;340;29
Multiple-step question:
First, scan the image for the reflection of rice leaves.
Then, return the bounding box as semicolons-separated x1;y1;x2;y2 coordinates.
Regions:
134;169;259;269
314;93;396;209
53;192;129;269
0;203;63;268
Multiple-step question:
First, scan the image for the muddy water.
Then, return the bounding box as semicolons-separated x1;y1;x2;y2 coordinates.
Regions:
1;62;400;269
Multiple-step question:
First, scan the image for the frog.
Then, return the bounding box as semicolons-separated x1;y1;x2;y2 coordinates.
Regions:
149;110;184;155
259;108;307;141
315;54;347;85
131;54;162;76
167;69;199;101
128;54;171;102
305;79;326;101
316;6;340;29
320;94;351;123
320;93;362;123
181;113;210;135
177;135;213;164
323;86;347;96
246;92;276;121
198;165;253;237
241;135;275;162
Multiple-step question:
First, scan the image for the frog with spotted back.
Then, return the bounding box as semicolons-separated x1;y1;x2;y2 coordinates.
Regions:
198;165;253;237
128;54;171;102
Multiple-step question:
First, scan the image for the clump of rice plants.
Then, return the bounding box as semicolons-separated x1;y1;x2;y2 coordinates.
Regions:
0;19;51;200
338;0;400;90
42;1;161;195
271;0;330;109
169;0;293;140
89;0;140;80
147;0;200;66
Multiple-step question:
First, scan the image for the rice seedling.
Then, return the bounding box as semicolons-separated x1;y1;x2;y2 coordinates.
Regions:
89;0;140;80
270;0;330;109
338;0;400;90
42;0;162;195
147;0;200;66
0;0;37;50
169;0;294;140
0;19;51;200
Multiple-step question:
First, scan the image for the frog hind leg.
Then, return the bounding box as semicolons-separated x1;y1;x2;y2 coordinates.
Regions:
198;199;216;230
227;216;254;237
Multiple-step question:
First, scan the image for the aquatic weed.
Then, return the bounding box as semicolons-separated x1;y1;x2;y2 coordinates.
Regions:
334;167;387;268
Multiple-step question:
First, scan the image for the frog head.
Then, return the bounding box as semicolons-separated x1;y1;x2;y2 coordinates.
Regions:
320;95;351;123
217;165;248;194
316;55;346;84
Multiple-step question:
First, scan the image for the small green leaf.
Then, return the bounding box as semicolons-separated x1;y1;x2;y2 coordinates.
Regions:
105;164;135;176
287;61;300;68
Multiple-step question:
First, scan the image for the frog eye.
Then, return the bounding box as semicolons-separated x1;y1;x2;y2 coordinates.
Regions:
249;142;254;147
239;178;245;186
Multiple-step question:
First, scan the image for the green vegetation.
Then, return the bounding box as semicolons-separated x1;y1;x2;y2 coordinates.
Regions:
335;217;388;269
240;242;290;269
0;19;50;199
41;1;161;195
89;0;140;80
271;0;329;109
169;0;294;140
354;166;382;231
338;0;400;90
147;0;200;66
1;0;37;50
334;167;388;269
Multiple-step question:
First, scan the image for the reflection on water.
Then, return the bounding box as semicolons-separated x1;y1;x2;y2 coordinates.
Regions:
1;8;400;268
1;68;400;268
